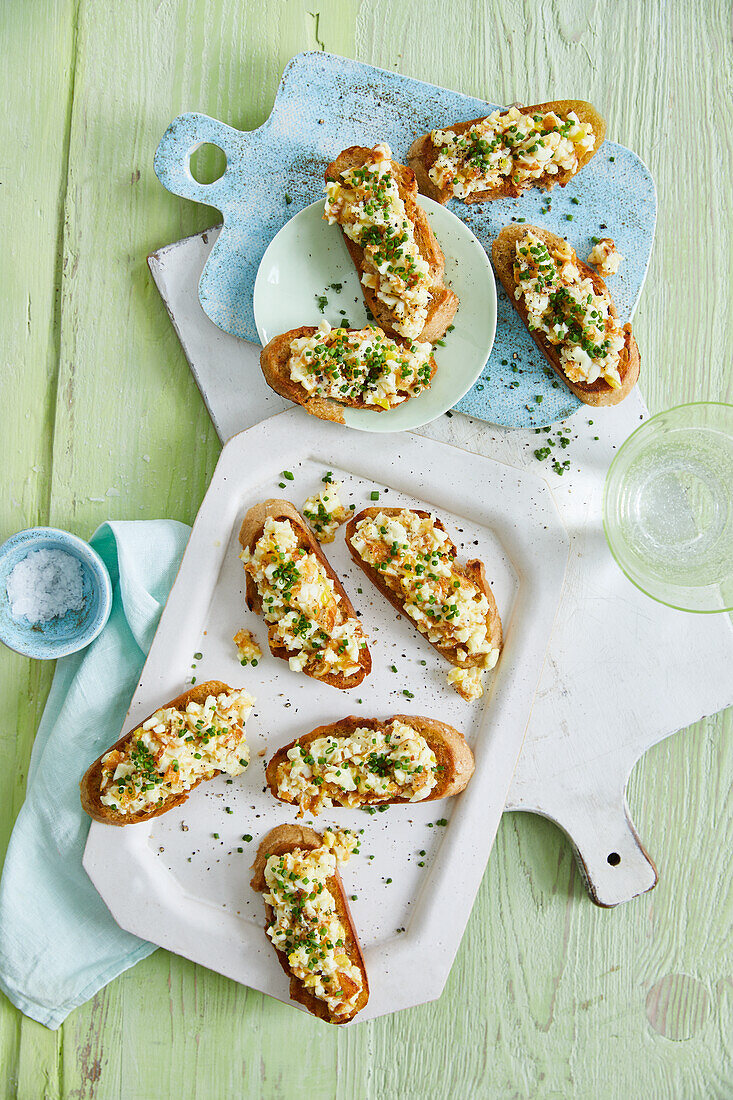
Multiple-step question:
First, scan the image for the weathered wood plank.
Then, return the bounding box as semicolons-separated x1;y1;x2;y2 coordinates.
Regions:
0;1;77;1097
38;1;359;1096
0;0;730;1096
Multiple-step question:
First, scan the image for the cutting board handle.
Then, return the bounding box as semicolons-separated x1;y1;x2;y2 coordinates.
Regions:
154;112;244;211
546;793;658;907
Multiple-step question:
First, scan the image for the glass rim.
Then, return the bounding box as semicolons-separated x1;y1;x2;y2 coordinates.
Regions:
602;400;733;614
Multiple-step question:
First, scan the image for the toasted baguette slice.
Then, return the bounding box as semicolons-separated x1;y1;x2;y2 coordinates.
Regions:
492;224;640;406
266;714;475;813
344;508;502;669
251;824;369;1024
325;145;458;342
408;100;606;204
238;499;371;689
259;326;437;424
80;680;241;826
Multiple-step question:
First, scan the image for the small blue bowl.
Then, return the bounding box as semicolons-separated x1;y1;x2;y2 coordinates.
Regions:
0;527;113;659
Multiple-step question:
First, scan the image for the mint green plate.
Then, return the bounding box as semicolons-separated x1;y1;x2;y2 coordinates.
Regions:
252;198;496;432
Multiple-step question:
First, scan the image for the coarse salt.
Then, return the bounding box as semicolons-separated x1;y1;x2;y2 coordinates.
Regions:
6;548;85;624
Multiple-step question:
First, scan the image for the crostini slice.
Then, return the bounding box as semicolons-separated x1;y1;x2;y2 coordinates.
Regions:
344;507;502;700
266;714;475;815
238;499;371;689
251;824;369;1024
80;681;253;825
259;321;437;424
408;99;605;204
324;143;458;343
492;224;640;406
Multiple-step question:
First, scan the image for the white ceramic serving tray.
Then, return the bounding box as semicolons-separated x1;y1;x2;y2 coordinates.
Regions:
83;410;568;1021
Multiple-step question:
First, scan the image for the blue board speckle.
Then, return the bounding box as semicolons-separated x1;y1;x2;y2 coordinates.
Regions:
154;52;656;428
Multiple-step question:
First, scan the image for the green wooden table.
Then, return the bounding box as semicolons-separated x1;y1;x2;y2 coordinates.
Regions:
1;1;731;1096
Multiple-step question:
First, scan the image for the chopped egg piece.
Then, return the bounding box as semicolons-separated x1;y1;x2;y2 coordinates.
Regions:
264;829;362;1018
275;719;439;815
302;477;351;543
349;509;500;665
99;689;253;815
289;320;433;410
324;143;432;339
239;517;366;679
587;237;623;277
233;628;261;665
513;230;629;388
429;106;596;199
447;666;484;701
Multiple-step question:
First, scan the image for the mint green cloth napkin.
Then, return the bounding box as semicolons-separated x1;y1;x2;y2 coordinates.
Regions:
0;520;191;1029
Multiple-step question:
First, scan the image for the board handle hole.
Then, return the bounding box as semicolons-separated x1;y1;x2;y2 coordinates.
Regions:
607;852;621;866
189;143;227;185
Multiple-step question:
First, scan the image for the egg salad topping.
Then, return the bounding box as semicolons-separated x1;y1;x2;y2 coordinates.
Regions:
233;628;261;665
289;320;433;410
324;143;431;339
264;829;363;1017
350;510;500;667
239;517;366;677
99;689;253;815
447;666;485;702
302;475;351;544
428;107;596;199
513;230;627;388
587;237;623;278
275;719;439;815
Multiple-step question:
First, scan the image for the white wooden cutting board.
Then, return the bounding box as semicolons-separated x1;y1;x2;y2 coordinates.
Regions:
149;228;733;907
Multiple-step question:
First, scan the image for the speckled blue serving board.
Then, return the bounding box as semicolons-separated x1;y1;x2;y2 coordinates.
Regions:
154;52;656;429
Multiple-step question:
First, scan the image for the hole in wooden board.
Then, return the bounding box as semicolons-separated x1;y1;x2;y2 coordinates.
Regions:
607;851;621;866
189;143;227;185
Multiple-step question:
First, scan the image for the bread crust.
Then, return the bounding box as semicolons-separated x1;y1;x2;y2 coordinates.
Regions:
250;824;369;1024
259;326;437;424
492;224;640;406
324;145;459;342
408;99;606;204
79;680;237;826
238;499;371;689
344;508;502;669
265;713;475;809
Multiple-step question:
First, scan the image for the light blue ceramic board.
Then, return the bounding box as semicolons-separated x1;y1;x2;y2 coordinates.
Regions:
154;51;656;429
